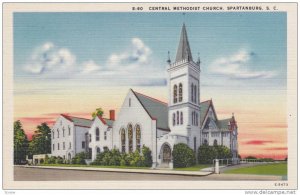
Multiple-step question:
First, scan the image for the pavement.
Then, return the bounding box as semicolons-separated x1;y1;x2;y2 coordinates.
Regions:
23;165;212;176
14;166;284;181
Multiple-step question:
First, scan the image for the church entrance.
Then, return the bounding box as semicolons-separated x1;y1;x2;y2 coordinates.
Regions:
162;144;172;164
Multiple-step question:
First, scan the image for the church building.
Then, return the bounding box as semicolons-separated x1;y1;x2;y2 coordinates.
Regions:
51;24;238;168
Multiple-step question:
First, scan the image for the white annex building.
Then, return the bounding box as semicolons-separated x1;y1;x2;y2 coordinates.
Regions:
51;24;238;168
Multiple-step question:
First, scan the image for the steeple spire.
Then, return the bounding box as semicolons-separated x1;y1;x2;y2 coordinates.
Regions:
175;23;193;62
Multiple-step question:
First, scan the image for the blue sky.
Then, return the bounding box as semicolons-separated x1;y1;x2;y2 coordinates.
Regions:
14;12;286;90
14;12;288;158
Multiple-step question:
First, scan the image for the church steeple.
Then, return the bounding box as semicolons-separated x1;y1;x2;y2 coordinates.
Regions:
175;23;193;62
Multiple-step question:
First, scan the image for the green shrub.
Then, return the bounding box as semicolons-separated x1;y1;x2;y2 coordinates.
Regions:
47;156;57;164
91;146;152;167
142;145;152;167
71;152;86;165
56;156;64;164
198;145;232;164
172;143;196;168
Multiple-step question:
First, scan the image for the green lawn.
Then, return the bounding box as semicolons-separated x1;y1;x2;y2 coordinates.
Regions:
224;163;287;176
174;164;211;171
39;164;150;169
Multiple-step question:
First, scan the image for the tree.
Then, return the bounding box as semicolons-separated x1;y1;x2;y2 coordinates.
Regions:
198;145;232;164
172;143;196;168
92;108;104;119
14;120;29;164
29;123;51;156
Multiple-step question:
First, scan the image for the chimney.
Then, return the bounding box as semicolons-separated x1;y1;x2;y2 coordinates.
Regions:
109;110;115;121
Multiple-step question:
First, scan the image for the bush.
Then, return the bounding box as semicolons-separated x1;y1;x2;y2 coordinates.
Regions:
245;156;257;159
172;143;196;168
142;145;152;167
198;145;232;164
56;156;64;164
71;152;86;165
47;156;57;164
91;146;153;167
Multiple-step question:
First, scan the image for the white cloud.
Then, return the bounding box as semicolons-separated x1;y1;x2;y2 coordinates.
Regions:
24;42;76;75
23;38;166;86
81;60;102;74
210;49;277;79
106;38;152;70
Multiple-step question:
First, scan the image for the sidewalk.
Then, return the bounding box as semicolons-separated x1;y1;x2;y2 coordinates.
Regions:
24;165;213;176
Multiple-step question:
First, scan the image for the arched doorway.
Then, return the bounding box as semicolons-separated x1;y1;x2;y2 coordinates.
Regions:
162;144;172;164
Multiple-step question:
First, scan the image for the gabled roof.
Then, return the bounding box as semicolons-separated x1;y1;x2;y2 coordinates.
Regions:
217;118;231;130
61;114;92;128
175;23;193;62
132;90;170;131
96;115;114;127
200;100;211;126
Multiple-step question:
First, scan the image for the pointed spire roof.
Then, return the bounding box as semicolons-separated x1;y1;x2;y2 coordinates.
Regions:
175;23;193;62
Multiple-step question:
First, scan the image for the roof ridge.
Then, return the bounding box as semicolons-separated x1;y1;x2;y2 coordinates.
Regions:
61;114;73;122
62;114;92;121
133;90;168;106
200;99;212;104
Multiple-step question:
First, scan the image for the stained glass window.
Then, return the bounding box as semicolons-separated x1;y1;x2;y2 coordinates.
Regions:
136;125;141;152
179;83;183;102
173;85;178;103
121;128;126;153
128;124;133;152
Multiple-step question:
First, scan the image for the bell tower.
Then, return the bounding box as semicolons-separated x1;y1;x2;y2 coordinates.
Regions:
167;23;201;151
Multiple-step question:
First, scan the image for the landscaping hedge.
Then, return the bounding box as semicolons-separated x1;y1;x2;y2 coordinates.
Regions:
172;143;196;168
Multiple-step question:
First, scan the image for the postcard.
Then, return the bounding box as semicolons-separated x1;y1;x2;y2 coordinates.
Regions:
2;2;297;190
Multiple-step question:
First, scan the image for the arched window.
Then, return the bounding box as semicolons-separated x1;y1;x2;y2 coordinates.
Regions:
177;111;179;125
173;85;178;103
204;139;208;145
96;147;101;154
195;113;198;126
194;85;197;103
68;126;71;135
57;129;59;138
180;112;183;124
191;84;194;102
128;124;133;153
96;127;100;141
179;83;183;102
194;137;197;152
136;125;141;152
62;127;65;137
52;131;54;139
173;113;176;126
214;139;218;146
121;128;126;153
104;131;107;140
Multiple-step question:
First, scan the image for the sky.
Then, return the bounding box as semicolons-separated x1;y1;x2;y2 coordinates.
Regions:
13;12;287;159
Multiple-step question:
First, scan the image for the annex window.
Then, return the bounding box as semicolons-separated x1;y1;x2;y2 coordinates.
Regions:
96;147;101;154
136;125;141;152
173;85;178;103
96;127;100;141
63;127;65;137
69;142;71;149
82;141;85;149
104;131;107;140
179;83;183;102
63;142;65;150
58;143;60;150
128;124;133;153
68;126;71;135
57;129;59;138
53;144;55;151
89;134;92;143
204;139;208;145
177;111;179;125
180;112;183;125
121;128;126;153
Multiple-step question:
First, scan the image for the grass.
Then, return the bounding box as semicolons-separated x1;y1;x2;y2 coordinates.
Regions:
39;164;150;169
223;163;287;176
174;164;211;171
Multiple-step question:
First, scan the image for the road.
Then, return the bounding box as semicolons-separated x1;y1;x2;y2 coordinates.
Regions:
14;166;282;181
